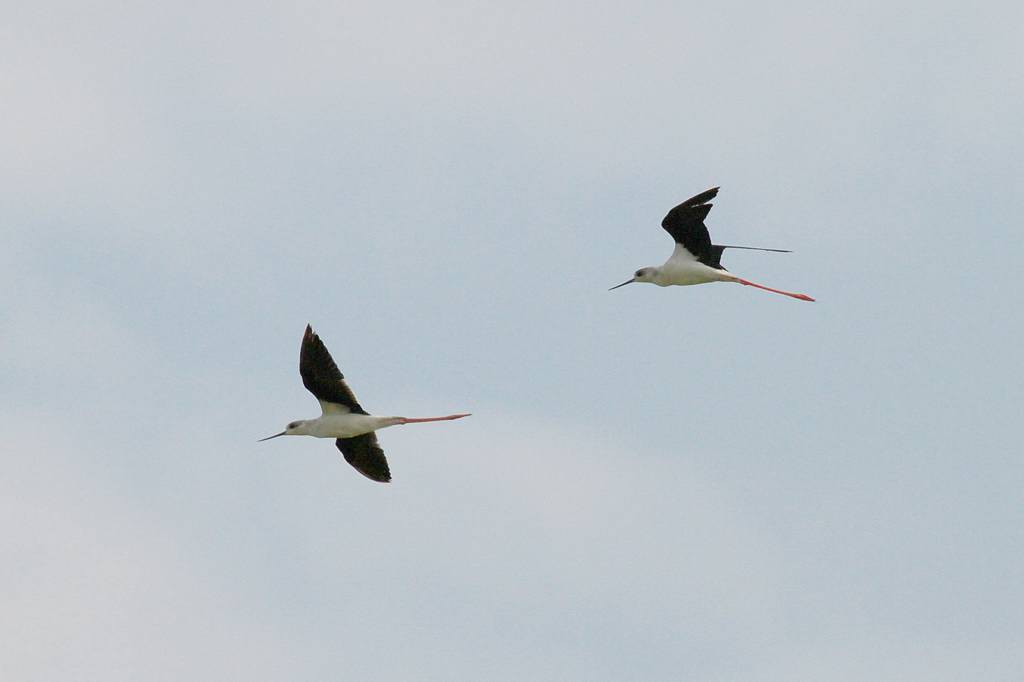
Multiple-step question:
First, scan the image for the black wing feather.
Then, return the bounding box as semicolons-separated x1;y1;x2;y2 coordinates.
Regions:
661;187;720;267
336;434;391;483
677;186;720;208
299;324;367;414
708;244;727;269
708;244;792;268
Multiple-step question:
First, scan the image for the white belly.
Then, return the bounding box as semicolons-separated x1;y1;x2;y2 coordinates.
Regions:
660;259;735;286
310;413;388;438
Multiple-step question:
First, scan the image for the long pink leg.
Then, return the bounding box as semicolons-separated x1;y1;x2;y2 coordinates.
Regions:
736;278;815;302
398;413;472;424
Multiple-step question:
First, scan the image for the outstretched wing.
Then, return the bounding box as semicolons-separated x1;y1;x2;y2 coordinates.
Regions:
336;433;391;483
299;324;367;414
661;187;719;267
708;244;728;269
707;244;792;268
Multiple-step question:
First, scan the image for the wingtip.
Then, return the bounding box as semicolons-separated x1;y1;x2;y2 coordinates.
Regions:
675;186;720;210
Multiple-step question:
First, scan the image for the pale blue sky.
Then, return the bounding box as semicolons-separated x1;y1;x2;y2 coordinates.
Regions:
3;2;1023;680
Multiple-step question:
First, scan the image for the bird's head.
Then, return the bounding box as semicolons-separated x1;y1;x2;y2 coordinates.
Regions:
258;420;308;442
609;267;658;290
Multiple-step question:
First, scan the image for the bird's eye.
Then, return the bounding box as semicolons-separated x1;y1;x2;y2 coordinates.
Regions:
635;270;644;277
287;421;299;429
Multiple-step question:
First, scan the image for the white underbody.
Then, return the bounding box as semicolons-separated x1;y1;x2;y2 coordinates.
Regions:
654;245;739;286
295;402;400;438
306;413;398;438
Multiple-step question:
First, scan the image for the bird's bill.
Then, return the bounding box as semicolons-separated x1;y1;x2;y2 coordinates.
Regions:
608;278;635;291
257;431;287;442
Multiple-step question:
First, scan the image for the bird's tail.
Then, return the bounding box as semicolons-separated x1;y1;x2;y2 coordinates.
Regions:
715;244;792;253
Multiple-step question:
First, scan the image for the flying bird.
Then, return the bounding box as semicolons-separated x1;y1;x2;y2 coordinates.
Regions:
259;324;471;482
610;187;815;301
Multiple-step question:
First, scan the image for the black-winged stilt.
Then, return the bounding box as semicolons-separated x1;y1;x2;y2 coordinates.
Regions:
610;187;815;301
259;324;471;482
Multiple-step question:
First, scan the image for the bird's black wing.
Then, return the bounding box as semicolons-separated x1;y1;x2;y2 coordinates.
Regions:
336;433;391;483
708;245;727;269
707;244;792;269
660;187;719;267
300;324;367;414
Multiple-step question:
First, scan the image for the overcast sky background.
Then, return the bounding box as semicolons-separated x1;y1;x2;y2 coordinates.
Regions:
3;2;1023;680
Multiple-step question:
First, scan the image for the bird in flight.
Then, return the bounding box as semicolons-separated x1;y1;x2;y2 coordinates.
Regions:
610;187;815;301
259;324;471;482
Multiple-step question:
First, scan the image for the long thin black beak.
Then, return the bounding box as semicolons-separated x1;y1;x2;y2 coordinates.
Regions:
608;278;634;291
257;431;286;442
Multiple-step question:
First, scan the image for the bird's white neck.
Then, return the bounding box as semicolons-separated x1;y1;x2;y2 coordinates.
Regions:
637;266;671;287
